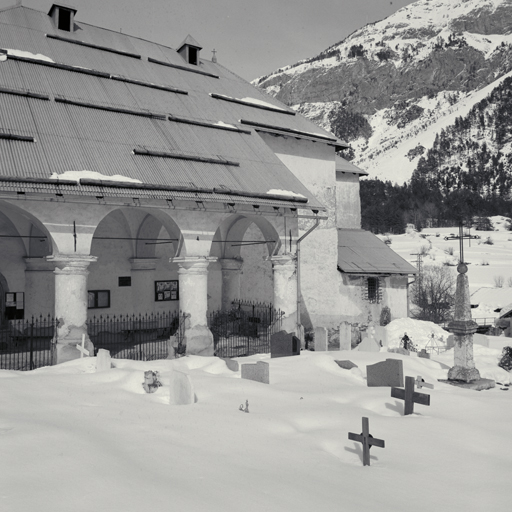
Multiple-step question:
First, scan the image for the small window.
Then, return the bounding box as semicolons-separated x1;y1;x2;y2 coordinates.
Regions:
58;9;72;31
188;47;198;65
118;276;131;287
88;290;110;309
366;277;380;304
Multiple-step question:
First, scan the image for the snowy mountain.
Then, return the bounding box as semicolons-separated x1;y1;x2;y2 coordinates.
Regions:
254;0;512;184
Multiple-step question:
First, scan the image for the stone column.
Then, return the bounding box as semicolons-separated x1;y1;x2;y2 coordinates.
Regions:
174;256;216;356
271;255;297;334
447;263;480;382
47;253;97;364
220;258;243;311
130;258;160;313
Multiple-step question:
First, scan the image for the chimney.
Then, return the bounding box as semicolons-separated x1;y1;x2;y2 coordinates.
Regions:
48;3;77;32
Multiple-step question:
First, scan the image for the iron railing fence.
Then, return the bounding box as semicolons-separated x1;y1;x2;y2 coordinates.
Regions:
209;302;283;358
87;311;185;361
0;315;57;370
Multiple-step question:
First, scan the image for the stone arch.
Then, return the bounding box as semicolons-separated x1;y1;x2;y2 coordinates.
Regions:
135;213;182;259
210;214;282;260
0;200;55;257
88;207;184;316
209;214;283;311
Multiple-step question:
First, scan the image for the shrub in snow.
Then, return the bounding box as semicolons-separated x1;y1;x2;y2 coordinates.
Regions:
380;306;392;326
498;347;512;372
494;275;504;288
410;266;455;323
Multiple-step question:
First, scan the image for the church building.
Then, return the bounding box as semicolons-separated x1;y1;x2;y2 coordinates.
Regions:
0;3;416;363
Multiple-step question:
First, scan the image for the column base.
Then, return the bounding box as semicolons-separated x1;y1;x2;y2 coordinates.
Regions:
448;366;481;383
55;327;94;364
184;325;214;356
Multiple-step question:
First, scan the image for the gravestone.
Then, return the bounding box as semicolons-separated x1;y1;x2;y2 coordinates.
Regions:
339;322;352;351
221;358;239;372
348;417;385;466
270;330;300;358
366;358;403;387
169;370;195;405
241;361;269;384
356;336;380;353
391;376;430;415
314;326;328;351
335;360;358;370
96;349;112;371
418;349;430;359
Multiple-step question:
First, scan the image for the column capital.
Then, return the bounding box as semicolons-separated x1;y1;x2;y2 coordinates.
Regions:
270;254;297;268
219;258;243;271
174;256;217;274
47;253;97;275
24;257;56;272
130;258;160;271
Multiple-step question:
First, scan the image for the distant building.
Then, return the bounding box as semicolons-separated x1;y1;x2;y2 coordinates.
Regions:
0;4;415;362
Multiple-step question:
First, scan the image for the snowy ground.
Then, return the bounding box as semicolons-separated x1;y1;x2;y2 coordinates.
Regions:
379;216;512;318
2;320;511;512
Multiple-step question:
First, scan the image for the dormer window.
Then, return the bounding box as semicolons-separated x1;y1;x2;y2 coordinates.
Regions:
48;4;77;33
177;35;202;66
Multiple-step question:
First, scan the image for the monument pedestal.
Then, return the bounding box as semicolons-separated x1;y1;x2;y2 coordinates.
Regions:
447;366;481;382
439;378;495;391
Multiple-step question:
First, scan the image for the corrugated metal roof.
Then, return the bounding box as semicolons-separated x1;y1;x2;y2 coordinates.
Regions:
336;156;368;175
0;5;337;210
338;229;417;275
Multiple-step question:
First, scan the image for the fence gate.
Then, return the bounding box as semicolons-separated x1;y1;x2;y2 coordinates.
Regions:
87;311;184;361
209;301;282;358
0;316;56;371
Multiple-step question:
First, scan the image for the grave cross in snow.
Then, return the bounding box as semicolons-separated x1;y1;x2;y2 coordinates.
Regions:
415;376;434;390
391;376;430;415
76;334;89;358
348;416;385;466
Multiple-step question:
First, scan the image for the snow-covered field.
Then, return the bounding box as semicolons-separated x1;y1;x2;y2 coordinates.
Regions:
2;318;511;512
379;216;512;318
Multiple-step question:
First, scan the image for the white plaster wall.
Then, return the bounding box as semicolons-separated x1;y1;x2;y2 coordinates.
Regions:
336;172;362;229
339;275;409;326
258;133;343;329
240;223;273;305
207;260;222;312
24;268;55;317
88;214;178;317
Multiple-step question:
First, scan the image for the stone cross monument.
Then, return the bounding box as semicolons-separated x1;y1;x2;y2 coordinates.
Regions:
447;226;480;382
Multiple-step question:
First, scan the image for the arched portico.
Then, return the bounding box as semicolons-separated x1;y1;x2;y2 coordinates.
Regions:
209;213;299;333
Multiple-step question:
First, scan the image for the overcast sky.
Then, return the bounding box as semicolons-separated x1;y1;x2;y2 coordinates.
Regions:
2;0;417;80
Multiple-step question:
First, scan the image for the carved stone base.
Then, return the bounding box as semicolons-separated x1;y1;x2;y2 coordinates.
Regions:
184;325;214;356
56;335;94;364
447;365;481;383
439;378;495;391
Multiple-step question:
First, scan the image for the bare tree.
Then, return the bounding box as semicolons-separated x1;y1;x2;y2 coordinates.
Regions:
410;265;455;323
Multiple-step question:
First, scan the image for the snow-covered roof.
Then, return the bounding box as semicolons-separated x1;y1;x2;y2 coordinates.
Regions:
337;229;418;275
470;287;512;310
0;5;332;211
